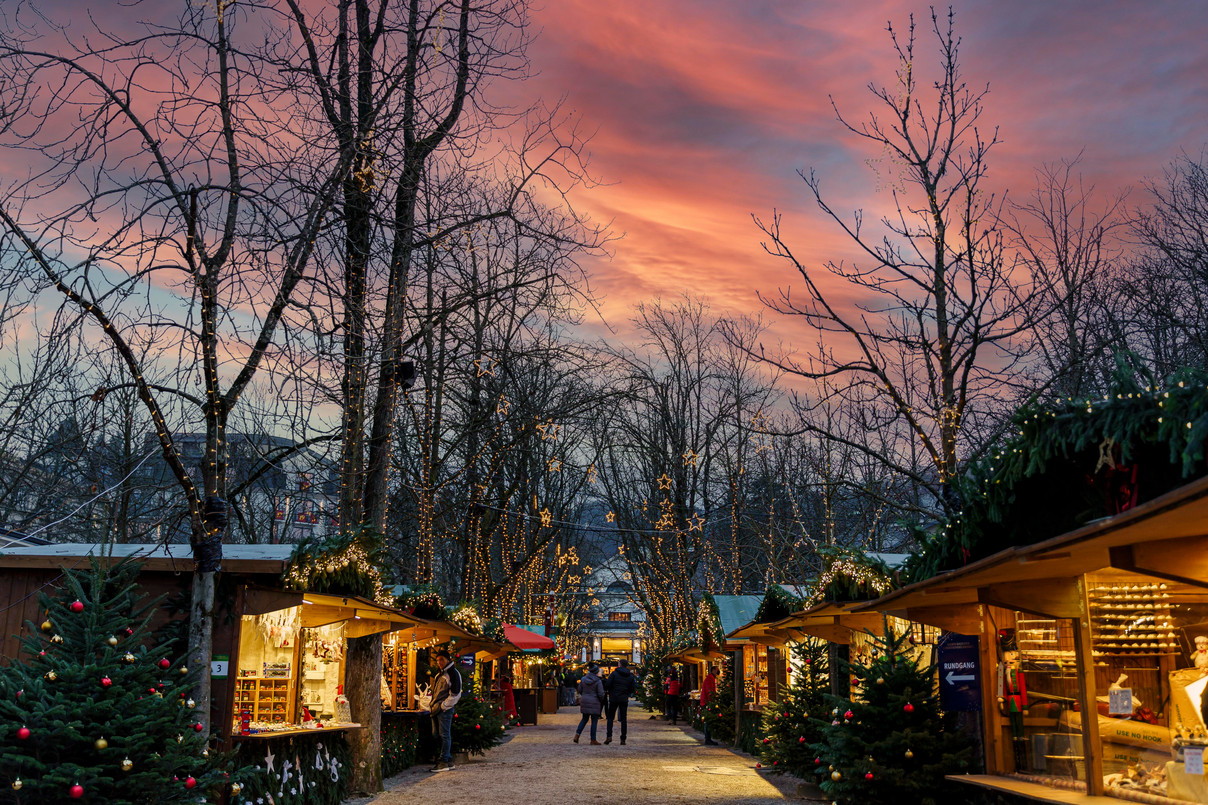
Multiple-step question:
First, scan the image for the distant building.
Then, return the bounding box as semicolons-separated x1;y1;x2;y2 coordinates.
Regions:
579;553;645;666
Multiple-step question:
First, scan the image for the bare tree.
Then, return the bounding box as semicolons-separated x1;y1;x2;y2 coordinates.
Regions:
1007;158;1127;399
751;9;1030;516
0;0;345;728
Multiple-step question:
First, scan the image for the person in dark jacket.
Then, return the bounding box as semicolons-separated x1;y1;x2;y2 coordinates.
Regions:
428;650;463;772
573;663;606;745
603;658;637;745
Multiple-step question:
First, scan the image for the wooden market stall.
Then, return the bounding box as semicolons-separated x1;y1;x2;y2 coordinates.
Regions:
0;543;414;800
856;473;1208;804
501;624;557;723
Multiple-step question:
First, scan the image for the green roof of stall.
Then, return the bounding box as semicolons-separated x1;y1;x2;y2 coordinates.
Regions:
712;595;763;638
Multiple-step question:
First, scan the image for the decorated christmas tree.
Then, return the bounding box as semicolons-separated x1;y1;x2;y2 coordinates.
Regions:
450;672;506;756
812;620;971;805
699;656;736;744
0;560;240;803
758;638;829;776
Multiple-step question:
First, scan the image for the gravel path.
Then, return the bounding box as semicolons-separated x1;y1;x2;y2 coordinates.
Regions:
366;707;801;804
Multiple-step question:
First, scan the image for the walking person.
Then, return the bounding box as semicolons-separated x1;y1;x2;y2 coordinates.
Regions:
664;667;682;725
561;667;576;706
603;658;637;745
573;662;606;745
428;650;463;772
700;666;719;745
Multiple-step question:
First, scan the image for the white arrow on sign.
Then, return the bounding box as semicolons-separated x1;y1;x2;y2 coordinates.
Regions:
945;671;975;685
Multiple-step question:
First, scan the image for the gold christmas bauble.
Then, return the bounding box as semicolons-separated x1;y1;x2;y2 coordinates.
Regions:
176;734;183;743
45;670;57;681
51;634;63;644
123;652;135;663
40;621;52;633
230;782;242;795
179;666;188;675
121;758;133;772
11;779;21;790
905;749;914;759
94;737;108;750
186;699;195;709
876;677;885;685
831;770;842;781
107;636;118;646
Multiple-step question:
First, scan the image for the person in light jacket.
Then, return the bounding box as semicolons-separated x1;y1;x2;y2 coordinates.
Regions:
428;650;463;772
573;663;606;745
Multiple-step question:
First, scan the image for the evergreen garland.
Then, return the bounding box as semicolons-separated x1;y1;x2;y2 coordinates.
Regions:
696;594;723;652
909;365;1208;582
282;528;391;603
754;585;805;624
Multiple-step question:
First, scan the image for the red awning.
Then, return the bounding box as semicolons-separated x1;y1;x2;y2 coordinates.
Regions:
503;624;556;650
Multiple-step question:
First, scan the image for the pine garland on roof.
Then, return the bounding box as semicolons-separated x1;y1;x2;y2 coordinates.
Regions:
908;363;1208;582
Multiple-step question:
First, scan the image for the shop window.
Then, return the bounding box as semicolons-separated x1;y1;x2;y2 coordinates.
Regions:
991;574;1208;803
608;612;631;622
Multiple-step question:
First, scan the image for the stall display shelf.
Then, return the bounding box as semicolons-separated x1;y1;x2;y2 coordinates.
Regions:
1089;583;1177;655
234;677;294;724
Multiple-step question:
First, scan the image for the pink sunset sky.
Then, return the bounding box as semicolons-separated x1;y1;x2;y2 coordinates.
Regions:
506;0;1208;334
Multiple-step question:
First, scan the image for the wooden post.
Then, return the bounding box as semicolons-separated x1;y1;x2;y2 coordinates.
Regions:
733;649;743;740
1073;576;1104;795
977;604;1004;775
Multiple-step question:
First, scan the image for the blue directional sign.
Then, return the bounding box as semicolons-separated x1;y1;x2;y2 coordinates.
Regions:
937;632;981;712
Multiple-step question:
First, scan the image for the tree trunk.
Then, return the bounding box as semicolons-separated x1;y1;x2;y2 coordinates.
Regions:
346;634;383;794
188;566;215;732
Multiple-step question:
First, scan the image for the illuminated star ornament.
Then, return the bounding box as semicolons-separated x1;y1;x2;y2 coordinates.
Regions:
535;419;560;441
547;458;562;472
689;513;706;532
496;395;510;415
656;474;672;491
473;357;496;377
605;510;615;523
539;508;553;528
682;450;698;467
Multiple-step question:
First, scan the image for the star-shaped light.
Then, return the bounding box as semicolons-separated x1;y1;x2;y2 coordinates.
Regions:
682;450;698;467
535;419;560;441
689;513;706;532
548;458;562;472
656;473;672;490
539;508;553;527
496;395;510;415
473;358;496;377
605;510;616;523
586;464;597;484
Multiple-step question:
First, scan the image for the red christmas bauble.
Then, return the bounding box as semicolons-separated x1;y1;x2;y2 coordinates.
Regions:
193;722;204;732
70;601;84;613
124;628;133;636
17;726;30;740
773;760;778;765
815;757;822;765
762;738;769;744
799;736;805;743
158;658;170;670
865;772;874;780
475;724;481;730
101;677;112;688
844;710;853;719
184;777;196;790
783;712;788;717
70;784;84;798
755;762;762;769
903;702;914;713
